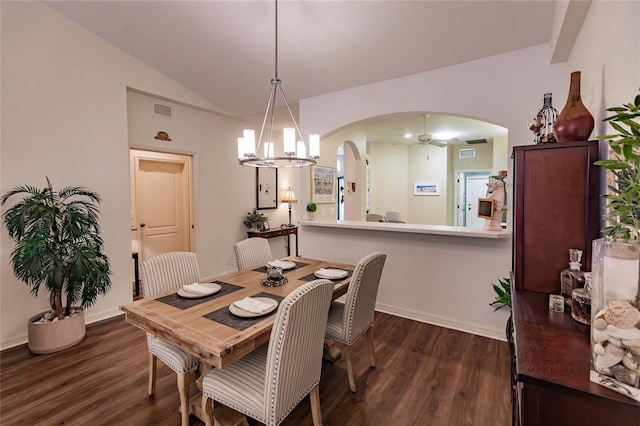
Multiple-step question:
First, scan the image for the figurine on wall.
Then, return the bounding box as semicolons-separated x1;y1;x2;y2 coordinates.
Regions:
483;176;506;231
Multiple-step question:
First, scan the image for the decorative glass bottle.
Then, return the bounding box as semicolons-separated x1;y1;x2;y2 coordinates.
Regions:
560;248;585;309
571;271;591;325
529;92;558;144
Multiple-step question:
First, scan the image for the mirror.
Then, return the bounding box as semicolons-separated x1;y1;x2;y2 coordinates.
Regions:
256;168;278;209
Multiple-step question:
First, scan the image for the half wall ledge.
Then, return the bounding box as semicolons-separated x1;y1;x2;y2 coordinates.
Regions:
299;220;511;239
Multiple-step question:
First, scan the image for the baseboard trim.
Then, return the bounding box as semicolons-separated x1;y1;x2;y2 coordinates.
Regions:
375;302;507;342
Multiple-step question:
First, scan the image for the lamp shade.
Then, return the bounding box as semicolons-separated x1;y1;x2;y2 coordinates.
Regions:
282;187;297;203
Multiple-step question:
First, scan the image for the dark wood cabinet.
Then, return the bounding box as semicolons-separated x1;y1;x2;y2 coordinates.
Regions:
512;141;600;293
510;287;640;425
247;226;298;256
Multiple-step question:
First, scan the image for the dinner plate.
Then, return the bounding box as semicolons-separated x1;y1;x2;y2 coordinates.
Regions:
177;283;221;299
267;260;296;270
229;297;279;318
314;268;349;280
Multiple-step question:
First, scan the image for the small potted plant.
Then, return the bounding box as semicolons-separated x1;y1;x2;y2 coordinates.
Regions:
306;202;317;220
1;177;112;354
243;208;267;231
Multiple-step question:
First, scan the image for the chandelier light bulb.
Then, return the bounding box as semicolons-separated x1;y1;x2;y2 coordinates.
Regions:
309;134;320;158
283;128;296;155
243;129;256;157
237;137;245;160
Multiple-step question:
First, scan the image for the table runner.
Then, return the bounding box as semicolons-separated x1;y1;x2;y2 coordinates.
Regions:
203;291;285;331
156;281;244;310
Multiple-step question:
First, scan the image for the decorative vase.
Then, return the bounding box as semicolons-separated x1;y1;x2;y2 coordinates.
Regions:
553;71;594;143
589;238;640;401
307;212;315;221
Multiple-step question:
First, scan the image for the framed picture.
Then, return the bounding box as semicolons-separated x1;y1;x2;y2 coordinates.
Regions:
413;181;439;196
311;166;336;203
256;168;278;210
477;198;494;220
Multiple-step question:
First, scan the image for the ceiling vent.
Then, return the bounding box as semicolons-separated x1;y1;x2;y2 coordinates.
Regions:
466;139;487;144
459;148;476;159
153;102;172;118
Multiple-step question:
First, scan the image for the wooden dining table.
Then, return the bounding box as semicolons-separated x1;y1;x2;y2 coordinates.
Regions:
120;256;354;423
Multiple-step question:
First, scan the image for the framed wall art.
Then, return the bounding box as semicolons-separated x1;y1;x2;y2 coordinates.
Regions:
413;181;439;196
311;166;336;203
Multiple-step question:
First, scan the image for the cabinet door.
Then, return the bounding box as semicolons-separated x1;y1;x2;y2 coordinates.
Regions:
512;141;599;293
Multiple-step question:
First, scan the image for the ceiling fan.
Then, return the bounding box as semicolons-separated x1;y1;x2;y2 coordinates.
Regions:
411;114;458;148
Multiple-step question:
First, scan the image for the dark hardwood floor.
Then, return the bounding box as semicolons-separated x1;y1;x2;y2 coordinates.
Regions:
0;312;511;425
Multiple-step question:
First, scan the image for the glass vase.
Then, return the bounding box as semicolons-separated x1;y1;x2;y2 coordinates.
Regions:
590;238;640;401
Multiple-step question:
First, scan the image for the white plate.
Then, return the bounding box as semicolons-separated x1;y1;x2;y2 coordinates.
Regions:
267;260;296;270
229;297;279;318
177;283;222;299
314;269;349;279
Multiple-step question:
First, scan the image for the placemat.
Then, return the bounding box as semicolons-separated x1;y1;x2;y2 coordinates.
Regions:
156;281;244;310
299;269;353;282
203;291;285;331
252;261;309;274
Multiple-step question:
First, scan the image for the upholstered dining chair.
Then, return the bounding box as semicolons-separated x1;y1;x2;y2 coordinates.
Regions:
385;211;405;223
234;237;273;270
201;279;334;426
325;252;387;392
140;251;200;426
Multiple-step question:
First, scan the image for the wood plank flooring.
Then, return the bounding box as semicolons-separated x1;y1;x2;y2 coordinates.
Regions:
0;312;511;425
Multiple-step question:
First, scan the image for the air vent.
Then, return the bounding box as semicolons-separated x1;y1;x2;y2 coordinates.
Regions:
153;103;172;118
466;139;487;144
459;148;476;159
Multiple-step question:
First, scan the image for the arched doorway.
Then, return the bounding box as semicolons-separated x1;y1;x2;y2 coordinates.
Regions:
337;140;361;221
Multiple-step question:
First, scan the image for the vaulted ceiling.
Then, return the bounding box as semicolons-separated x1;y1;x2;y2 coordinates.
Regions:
44;1;556;115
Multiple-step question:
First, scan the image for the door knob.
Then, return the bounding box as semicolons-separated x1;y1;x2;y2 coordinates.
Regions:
140;223;146;228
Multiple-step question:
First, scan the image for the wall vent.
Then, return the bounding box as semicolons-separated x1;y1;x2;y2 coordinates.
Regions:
459;148;476;159
153;103;172;118
466;139;487;144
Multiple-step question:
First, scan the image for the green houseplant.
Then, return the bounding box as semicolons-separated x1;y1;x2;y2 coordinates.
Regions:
1;177;112;353
595;92;640;241
243;208;267;230
306;202;317;220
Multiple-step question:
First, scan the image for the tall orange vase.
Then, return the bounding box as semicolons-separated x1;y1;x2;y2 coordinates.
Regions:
553;71;594;143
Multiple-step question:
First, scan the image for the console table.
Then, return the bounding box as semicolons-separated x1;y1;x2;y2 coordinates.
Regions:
247;226;298;256
510;286;640;425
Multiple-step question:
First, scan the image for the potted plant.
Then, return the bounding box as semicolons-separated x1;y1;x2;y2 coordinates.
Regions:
589;93;640;399
1;177;112;354
306;202;317;220
243;208;267;231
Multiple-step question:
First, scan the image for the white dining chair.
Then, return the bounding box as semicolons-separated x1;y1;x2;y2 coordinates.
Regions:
325;252;387;392
385;211;404;223
234;237;273;270
140;251;200;426
200;279;335;426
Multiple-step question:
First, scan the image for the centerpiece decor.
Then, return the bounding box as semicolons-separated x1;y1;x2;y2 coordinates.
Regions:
589;93;640;401
1;177;112;354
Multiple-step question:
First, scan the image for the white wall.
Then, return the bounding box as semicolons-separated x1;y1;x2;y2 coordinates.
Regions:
0;2;292;349
298;2;639;339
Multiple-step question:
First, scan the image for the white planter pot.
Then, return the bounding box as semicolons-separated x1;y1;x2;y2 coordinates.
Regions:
28;308;86;354
590;238;640;401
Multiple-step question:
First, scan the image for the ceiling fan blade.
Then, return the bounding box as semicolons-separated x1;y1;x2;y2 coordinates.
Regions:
430;140;448;148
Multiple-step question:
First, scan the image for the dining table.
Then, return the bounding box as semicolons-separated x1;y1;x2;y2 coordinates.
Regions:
120;256;355;423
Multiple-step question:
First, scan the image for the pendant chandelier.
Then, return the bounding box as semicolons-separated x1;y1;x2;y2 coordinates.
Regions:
237;0;319;168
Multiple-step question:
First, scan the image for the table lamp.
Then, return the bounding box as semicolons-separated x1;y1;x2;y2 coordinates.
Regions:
282;187;297;226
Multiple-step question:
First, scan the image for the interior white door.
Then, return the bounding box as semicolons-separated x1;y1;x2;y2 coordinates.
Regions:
465;174;490;228
130;150;193;263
